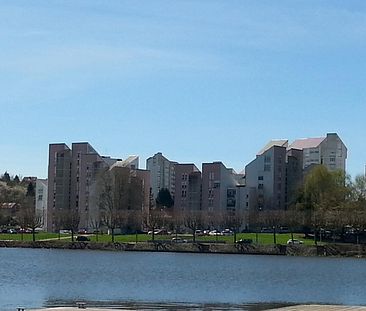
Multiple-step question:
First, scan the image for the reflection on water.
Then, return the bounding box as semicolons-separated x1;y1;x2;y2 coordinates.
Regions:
1;248;366;311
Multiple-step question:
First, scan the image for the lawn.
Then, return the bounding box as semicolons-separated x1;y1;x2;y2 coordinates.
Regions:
0;233;71;241
0;232;319;245
89;232;317;245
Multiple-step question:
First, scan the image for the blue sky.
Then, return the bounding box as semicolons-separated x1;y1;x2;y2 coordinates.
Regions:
1;0;365;178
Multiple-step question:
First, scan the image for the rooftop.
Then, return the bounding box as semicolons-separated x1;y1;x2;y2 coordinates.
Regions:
289;137;325;150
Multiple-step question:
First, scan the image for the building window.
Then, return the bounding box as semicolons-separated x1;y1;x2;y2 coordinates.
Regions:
264;164;271;172
264;156;271;163
258;183;264;189
258;176;263;181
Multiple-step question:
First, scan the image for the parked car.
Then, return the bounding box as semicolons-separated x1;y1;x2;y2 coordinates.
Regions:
8;229;17;234
287;239;303;245
209;230;222;236
221;229;234;236
18;228;32;234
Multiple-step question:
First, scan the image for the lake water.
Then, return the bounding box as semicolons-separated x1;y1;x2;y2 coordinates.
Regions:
1;248;366;310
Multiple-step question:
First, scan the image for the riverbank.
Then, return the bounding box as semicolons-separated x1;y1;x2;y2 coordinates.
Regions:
1;240;366;257
29;307;366;311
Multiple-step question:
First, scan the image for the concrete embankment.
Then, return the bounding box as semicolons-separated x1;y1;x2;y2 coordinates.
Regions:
30;305;366;311
1;240;366;257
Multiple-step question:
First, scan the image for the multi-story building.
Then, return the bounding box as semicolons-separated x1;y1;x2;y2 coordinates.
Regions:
285;148;303;208
35;179;48;230
47;143;108;231
245;133;347;211
146;152;177;202
47;142;150;232
201;162;242;214
246;142;288;210
174;164;202;212
289;133;347;172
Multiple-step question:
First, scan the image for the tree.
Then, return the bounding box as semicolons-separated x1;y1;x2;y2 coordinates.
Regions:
89;217;102;242
247;209;263;244
156;188;174;209
1;172;10;183
18;198;42;242
299;165;350;243
98;169;125;242
184;211;203;243
60;208;80;242
26;183;35;197
13;175;20;184
144;208;165;241
224;211;245;243
97;167;145;241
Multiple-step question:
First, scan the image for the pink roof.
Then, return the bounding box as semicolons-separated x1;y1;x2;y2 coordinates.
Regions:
257;140;288;155
289;137;325;150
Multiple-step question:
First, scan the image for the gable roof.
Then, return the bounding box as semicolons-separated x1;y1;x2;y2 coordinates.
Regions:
257;140;288;155
289;137;325;150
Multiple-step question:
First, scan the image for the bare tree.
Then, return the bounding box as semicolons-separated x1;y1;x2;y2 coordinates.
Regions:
224;211;245;243
184;210;203;243
61;208;80;242
97;167;145;242
144;208;165;241
89;216;101;242
98;169;120;242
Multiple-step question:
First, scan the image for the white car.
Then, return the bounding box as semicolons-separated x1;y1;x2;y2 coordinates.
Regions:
221;229;234;236
209;230;222;236
287;239;303;245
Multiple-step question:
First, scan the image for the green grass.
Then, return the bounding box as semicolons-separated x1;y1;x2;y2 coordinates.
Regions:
0;233;71;241
89;232;319;245
0;232;322;245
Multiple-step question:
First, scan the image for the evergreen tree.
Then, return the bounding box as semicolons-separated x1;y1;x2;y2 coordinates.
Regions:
26;183;35;197
1;172;10;183
156;188;174;209
13;175;20;184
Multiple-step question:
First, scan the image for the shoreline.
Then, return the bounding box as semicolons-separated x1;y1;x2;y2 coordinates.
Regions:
28;305;366;311
1;240;366;258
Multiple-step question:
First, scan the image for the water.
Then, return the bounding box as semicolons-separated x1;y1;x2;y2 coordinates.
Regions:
1;248;366;310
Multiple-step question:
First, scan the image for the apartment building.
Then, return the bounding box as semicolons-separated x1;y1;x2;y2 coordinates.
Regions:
47;143;107;231
47;142;151;232
174;164;202;212
289;133;347;172
245;143;288;210
245;133;346;211
146;152;177;202
35;179;48;230
201;162;244;214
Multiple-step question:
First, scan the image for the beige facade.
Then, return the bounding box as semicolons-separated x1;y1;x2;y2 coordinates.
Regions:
174;164;201;212
146;152;176;202
289;133;347;172
35;179;48;230
47;142;149;232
